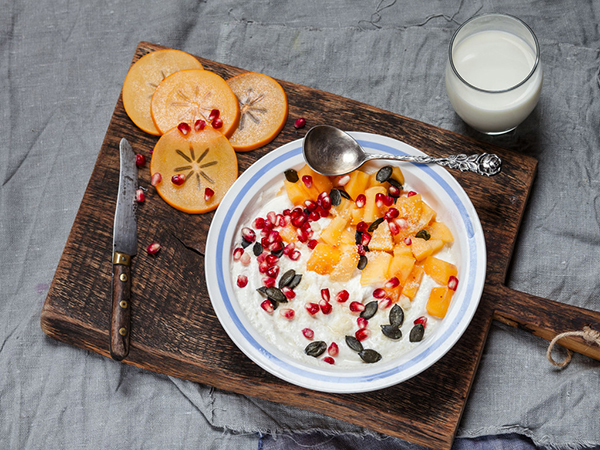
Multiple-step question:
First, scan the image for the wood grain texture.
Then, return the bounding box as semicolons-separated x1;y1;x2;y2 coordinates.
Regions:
40;42;600;450
110;262;132;361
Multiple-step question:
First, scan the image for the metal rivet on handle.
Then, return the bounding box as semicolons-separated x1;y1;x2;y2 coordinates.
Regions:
119;327;127;336
119;301;128;308
119;273;128;282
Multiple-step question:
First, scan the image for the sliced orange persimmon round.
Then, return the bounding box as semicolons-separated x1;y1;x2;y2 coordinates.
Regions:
150;69;240;137
122;49;203;135
150;124;238;214
226;72;288;151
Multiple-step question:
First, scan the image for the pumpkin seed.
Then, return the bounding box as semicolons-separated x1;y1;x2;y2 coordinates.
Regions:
389;304;404;327
284;169;299;183
265;286;287;303
345;335;364;352
278;269;296;288
288;273;303;289
415;229;431;241
338;189;351;200
355;231;362;245
359;349;382;363
360;300;378;320
376;166;393;183
368;217;384;233
357;255;368;270
381;324;403;340
388;177;402;189
241;238;252;248
329;189;342;207
305;341;327;357
271;248;284;258
252;242;263;256
409;324;425;342
256;287;269;298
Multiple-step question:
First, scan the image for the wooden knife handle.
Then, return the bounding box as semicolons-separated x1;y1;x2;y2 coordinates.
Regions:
110;256;132;361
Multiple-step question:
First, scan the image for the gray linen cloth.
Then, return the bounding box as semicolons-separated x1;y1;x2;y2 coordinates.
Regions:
1;1;599;449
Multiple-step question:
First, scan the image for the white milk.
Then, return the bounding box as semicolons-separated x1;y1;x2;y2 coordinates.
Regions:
445;29;542;134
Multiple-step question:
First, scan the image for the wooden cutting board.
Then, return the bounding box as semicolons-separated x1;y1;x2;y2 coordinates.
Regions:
41;42;600;449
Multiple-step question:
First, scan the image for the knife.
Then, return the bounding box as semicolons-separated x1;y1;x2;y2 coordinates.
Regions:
110;138;138;361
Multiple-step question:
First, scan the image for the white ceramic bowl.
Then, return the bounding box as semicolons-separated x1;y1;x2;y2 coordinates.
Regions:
205;132;486;393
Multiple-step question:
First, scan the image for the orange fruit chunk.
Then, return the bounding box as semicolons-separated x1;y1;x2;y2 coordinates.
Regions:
426;286;454;318
122;49;203;135
227;72;288;151
151;69;240;137
150;125;238;213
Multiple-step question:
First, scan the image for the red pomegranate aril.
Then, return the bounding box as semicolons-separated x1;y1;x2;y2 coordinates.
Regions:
355;328;370;341
319;300;332;315
267;211;277;224
269;241;284;253
263;276;276;287
407;191;418;197
375;193;384;208
282;286;296;300
171;174;185;185
317;192;331;210
135;154;146;167
383;195;394;207
283;208;292;216
357;317;368;329
289;249;302;260
146;242;161;255
337;175;350;186
448;275;459;291
283;215;291;226
177;122;191;135
151;172;162;186
208;109;220;121
302;175;313;188
404;237;412;246
307;239;318;250
414;316;428;327
308;210;320;222
291;207;303;218
277;214;286;227
323;356;335;365
378;297;393;309
328;342;339;357
135;189;145;203
194;119;206;131
266;265;280;279
355;194;366;208
258;261;269;274
204;187;214;201
212;117;223;129
265;254;279;266
261;236;270;248
385;208;399;221
240;252;251;266
280;308;295;320
321;288;330;302
268;230;281;244
336;290;350;303
304;200;317;211
260;299;274;314
305;303;319;316
291;215;307;228
253;217;266;229
357;244;366;256
349;301;365;312
356;221;369;233
302;328;314;340
385;277;400;289
283;242;295;255
236;275;248;288
361;232;371;246
294;117;306;129
241;227;256;243
388;185;401;197
233;247;244;261
388;221;399;235
296;229;308;243
372;288;386;299
256;252;267;263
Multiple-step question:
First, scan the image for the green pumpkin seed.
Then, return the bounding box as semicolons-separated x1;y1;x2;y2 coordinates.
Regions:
284;169;299;183
329;189;342;207
415;229;431;241
376;166;393;183
278;269;296;288
339;190;351;200
345;335;364;352
389;304;404;327
381;325;402;340
359;349;382;363
409;324;425;342
253;242;263;256
368;217;384;233
360;300;378;320
305;341;327;357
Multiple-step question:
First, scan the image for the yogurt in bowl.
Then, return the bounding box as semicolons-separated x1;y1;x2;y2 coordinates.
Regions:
205;132;486;393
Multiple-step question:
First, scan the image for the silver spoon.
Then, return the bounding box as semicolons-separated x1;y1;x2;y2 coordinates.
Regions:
302;125;502;177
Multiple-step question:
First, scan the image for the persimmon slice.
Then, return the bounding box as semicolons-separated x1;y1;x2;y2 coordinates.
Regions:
226;72;288;151
150;125;238;214
151;69;240;137
122;49;203;135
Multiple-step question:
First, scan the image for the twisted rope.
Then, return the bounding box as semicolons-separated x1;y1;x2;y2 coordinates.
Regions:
546;326;600;368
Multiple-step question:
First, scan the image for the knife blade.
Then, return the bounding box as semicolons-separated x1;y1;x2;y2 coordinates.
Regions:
110;138;138;361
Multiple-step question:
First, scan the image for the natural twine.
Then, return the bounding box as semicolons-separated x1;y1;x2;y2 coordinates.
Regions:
546;326;600;368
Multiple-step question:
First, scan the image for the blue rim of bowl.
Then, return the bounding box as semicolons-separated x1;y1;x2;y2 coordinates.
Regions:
206;133;485;392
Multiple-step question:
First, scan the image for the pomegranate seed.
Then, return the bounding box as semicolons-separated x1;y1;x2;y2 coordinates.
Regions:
177;122;191;135
395;218;408;230
258;261;269;274
289;249;301;260
355;194;366;208
171;174;185;185
361;232;371;246
204;187;214;201
319;300;332;315
194;119;206;131
261;236;270;248
269;241;284;253
385;208;399;221
372;288;386;299
212;117;223;129
317;192;331;210
321;288;331;302
357;244;366;256
260;300;274;313
356;221;369;233
448;275;459;291
267;211;277;224
241;227;256;243
349;301;365;312
135;154;146;167
304;200;317;211
268;230;281;243
146;242;161;255
414;316;428;327
323;356;335;365
307;239;318;250
283;208;292;216
296;229;308;243
385;277;400;289
404;237;412;245
308;210;320;222
315;206;328;219
328;342;339;357
383;195;394;207
280;308;295;319
283;215;291;226
233;247;244;261
282;286;296;300
355;328;370;341
336;290;349;303
291;214;307;228
375;193;384;208
337;175;350;186
151;172;162;186
407;191;418;197
266;265;280;278
294;117;306;129
291;207;303;218
305;303;320;315
256;253;267;263
265;254;279;266
253;217;266;229
237;275;248;288
357;317;368;329
277;214;286;227
283;242;296;255
302;327;314;339
135;189;145;203
388;221;399;235
263;277;276;287
208;109;220;121
388;185;401;197
379;297;393;309
302;175;313;188
240;252;251;266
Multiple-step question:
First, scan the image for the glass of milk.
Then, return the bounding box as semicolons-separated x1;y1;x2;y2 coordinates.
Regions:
445;13;542;135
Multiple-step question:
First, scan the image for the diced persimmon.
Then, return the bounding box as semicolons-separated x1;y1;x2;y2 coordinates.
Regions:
320;216;348;247
402;265;424;299
427;286;454;318
387;254;416;285
329;245;359;282
150;125;238;213
306;243;341;275
415;201;436;229
297;165;333;197
350;206;363;225
393;243;413;257
396;194;423;223
425;221;454;243
123;49;203;135
338;227;356;245
422;256;457;285
344;170;370;200
410;238;444;261
226;72;288;151
279;223;298;243
389;166;405;187
151;69;240;137
283;179;307;206
360;251;392;286
362;186;387;223
330;196;354;220
369;220;394;252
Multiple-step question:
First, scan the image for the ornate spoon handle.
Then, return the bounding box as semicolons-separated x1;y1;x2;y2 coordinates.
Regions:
366;152;502;176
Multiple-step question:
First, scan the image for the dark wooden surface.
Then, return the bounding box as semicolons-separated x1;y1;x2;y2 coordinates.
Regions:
41;41;600;450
